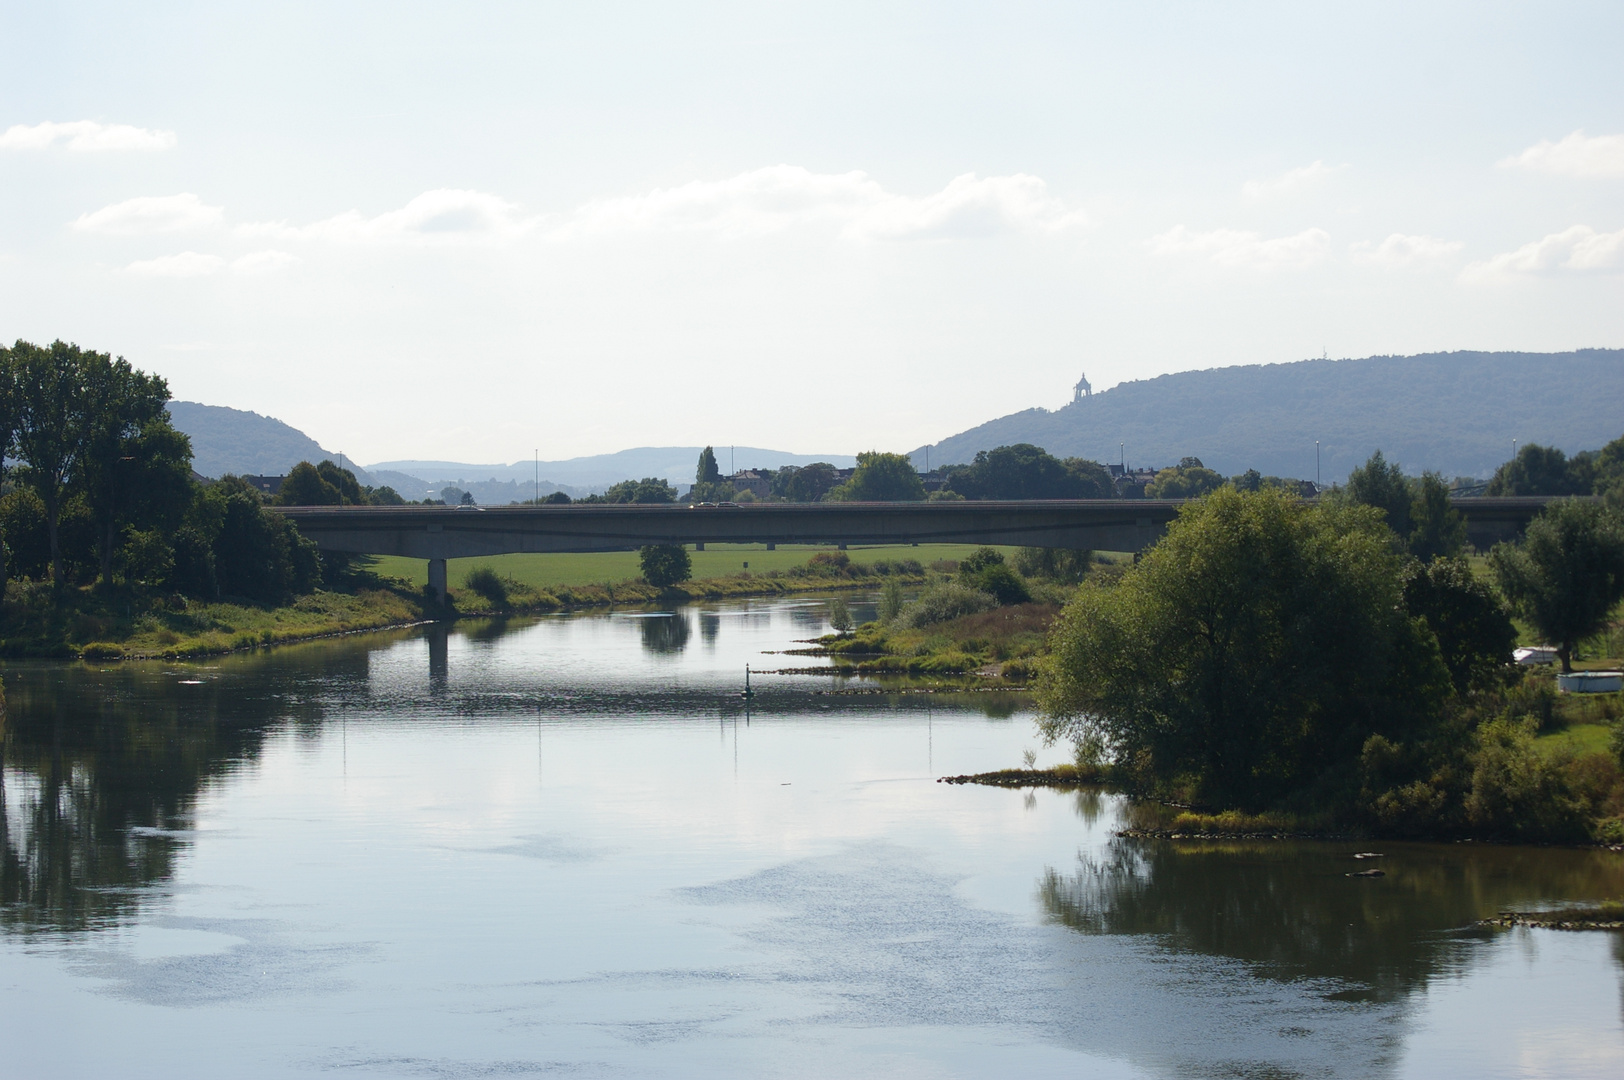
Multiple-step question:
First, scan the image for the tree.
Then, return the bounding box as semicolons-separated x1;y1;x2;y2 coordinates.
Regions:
279;462;344;505
1406;472;1466;562
1061;458;1115;498
1014;546;1093;583
773;462;840;502
639;543;691;587
1037;487;1449;810
11;340;96;583
826;452;924;501
603;477;677;504
1486;443;1585;496
1402;557;1517;693
943;443;1102;500
1143;463;1224;499
1345;450;1412;539
1490;500;1624;673
0;350;18;592
316;460;364;504
210;481;321;603
696;446;721;485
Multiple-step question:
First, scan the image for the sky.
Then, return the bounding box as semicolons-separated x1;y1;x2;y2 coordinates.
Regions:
1;1;1621;466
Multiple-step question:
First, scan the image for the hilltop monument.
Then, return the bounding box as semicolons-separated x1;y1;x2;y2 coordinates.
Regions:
1073;372;1092;403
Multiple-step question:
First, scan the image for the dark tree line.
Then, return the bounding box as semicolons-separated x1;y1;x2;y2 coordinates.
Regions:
0;339;321;605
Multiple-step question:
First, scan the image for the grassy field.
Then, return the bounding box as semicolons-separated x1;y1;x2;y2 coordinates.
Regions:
364;543;1021;590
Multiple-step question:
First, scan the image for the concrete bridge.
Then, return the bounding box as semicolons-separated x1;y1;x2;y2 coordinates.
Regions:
276;497;1559;601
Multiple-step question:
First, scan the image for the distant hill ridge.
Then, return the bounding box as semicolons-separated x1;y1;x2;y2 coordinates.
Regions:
165;402;379;486
914;349;1624;482
166;402;857;499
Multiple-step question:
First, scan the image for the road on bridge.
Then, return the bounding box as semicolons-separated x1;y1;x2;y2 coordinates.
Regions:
277;497;1557;600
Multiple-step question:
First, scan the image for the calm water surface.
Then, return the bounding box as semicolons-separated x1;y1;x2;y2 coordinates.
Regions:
2;596;1622;1079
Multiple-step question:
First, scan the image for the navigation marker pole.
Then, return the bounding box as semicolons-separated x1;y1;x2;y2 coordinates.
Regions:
743;664;754;699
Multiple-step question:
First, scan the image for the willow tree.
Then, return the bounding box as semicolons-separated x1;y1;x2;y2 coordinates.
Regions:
1490;500;1624;673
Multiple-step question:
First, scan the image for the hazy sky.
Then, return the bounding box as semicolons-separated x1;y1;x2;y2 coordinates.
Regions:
2;2;1621;465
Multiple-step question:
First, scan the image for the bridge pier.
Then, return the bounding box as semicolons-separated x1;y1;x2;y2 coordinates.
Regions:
428;557;448;602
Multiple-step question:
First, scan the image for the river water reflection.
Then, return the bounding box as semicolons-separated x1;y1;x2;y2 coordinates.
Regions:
2;595;1622;1078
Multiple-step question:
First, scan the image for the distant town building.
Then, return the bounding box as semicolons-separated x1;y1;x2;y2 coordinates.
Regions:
243;474;286;496
1073;372;1092;402
727;469;773;498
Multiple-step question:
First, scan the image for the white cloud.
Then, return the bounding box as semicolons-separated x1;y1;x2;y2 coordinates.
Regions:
1241;160;1342;200
122;249;299;278
559;166;1086;241
72;193;223;235
1351;233;1464;267
0;120;176;152
230;249;300;274
1148;225;1331;269
1499;130;1624;179
124;251;226;278
1463;224;1624;280
242;189;535;244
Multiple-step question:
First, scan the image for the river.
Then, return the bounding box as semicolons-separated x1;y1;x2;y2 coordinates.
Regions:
2;595;1622;1078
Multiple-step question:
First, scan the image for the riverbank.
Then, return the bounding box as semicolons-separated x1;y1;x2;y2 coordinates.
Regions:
0;552;926;659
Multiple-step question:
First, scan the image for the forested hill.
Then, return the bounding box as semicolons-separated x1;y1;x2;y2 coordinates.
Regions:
915;349;1624;482
167;402;375;485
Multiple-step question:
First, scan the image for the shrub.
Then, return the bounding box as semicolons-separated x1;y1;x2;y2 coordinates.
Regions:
1014;546;1093;583
828;596;854;633
966;563;1031;605
892;582;998;629
879;578;906;623
639;544;692;587
464;566;509;608
1464;717;1591;842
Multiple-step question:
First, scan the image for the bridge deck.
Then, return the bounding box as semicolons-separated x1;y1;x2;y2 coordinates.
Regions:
275;497;1558;560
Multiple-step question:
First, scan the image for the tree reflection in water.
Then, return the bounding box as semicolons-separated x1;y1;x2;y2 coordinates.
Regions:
638;612;691;655
1041;833;1624;1003
0;639;376;935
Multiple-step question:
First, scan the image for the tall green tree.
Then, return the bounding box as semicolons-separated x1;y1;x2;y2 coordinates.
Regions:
1487;443;1585;496
944;443;1107;500
1401;556;1517;693
0;350;19;592
75;356;181;585
602;477;677;503
1490;500;1624;673
827;452;925;501
1406;472;1466;562
1037;487;1450;810
1144;461;1225;499
10;340;95;583
696;446;721;485
773;462;840;502
278;462;344;505
1345;450;1413;539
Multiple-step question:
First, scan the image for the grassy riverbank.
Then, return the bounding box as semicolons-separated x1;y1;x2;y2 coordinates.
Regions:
0;545;944;659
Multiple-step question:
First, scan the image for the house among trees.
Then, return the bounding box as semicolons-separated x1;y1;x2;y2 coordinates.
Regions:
726;469;774;498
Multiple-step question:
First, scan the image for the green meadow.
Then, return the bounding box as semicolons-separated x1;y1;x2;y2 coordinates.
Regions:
364;543;1018;590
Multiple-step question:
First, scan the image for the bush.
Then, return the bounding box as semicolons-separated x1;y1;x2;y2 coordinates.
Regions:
1014;546;1093;583
966;563;1031;605
828;596;854;633
465;566;509;608
1464;717;1591;842
879;578;905;623
639;544;692;587
892;582;998;629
